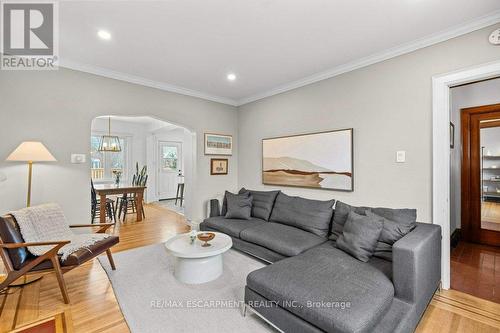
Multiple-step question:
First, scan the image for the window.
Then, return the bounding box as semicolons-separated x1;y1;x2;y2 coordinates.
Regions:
161;146;178;172
91;135;129;181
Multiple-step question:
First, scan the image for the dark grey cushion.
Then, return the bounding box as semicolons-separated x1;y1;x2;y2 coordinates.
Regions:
221;190;250;216
330;202;417;240
246;246;394;333
331;201;417;261
330;201;370;240
225;192;253;220
238;188;280;221
337;211;384;262
269;192;334;238
200;217;265;238
373;212;416;261
240;222;326;257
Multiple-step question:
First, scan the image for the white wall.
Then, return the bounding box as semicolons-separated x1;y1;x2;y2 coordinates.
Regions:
0;68;238;223
450;77;500;232
237;24;500;223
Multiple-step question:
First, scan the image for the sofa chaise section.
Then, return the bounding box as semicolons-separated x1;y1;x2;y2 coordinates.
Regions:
246;246;395;333
245;222;441;333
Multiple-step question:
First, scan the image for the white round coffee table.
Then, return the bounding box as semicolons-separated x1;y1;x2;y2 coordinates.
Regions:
164;232;232;284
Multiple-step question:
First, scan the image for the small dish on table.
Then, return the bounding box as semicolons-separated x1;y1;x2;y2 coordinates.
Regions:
197;232;215;247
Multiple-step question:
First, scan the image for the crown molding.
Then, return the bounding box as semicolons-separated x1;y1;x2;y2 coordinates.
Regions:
58;59;239;106
58;11;500;108
236;11;500;106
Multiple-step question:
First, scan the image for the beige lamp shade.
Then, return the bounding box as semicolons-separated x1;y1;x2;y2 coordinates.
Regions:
6;141;56;162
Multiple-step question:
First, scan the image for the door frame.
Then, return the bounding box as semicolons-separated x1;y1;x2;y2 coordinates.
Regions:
156;140;183;200
432;60;500;289
461;104;500;246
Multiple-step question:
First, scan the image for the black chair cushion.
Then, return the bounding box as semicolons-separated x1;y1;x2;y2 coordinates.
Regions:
0;215;29;270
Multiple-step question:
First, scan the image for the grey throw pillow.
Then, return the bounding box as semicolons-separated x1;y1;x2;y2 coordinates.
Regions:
330;201;417;241
238;188;280;221
336;211;384;262
330;201;417;261
330;201;370;241
221;190;249;216
225;192;253;220
371;211;416;261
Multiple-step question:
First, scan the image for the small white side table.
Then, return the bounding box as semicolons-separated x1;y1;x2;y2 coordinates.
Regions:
164;232;232;284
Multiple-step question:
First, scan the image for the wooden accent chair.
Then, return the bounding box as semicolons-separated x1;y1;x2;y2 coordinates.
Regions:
0;215;119;304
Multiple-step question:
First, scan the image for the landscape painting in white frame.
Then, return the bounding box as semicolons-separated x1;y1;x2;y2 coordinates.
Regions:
204;133;232;155
262;129;353;191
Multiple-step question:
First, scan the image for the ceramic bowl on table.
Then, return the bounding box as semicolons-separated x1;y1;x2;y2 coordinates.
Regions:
197;232;215;247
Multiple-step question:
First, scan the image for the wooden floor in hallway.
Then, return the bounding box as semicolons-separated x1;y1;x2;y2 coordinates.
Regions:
1;206;499;332
451;241;500;304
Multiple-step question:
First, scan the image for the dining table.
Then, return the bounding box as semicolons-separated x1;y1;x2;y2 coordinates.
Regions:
93;184;147;223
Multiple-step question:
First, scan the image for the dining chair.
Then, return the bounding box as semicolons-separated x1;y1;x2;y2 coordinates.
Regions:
91;179;116;223
117;175;148;221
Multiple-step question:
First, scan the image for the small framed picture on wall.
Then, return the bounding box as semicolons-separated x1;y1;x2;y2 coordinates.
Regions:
211;158;228;175
205;133;232;155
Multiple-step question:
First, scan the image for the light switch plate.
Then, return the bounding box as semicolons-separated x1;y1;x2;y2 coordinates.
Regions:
396;151;406;163
71;154;86;164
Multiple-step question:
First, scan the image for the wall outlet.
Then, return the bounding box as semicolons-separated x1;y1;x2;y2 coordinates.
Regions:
71;154;86;164
396;151;406;163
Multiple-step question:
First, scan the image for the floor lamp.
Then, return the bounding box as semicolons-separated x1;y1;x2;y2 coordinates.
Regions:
4;142;56;287
6;141;56;207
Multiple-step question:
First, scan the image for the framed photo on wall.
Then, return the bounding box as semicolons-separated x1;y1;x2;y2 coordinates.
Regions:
205;133;233;155
262;128;353;191
210;158;228;175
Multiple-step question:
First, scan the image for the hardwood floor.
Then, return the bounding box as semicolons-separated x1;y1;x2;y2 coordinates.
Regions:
451;241;500;303
1;205;499;332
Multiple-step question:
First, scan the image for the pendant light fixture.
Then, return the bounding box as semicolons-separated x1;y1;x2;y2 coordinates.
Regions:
98;117;122;152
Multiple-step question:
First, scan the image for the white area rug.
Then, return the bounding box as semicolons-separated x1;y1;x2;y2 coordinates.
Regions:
98;244;275;333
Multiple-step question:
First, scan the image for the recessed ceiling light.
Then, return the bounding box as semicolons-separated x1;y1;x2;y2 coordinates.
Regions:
97;30;111;40
227;73;236;81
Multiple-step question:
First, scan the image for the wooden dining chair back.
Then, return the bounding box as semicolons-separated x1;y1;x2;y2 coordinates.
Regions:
91;179;116;223
117;172;148;221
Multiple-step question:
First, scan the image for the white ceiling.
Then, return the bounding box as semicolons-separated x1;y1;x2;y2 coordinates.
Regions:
60;1;500;105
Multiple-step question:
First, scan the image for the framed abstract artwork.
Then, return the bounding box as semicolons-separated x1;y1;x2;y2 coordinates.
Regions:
262;128;353;191
204;133;232;155
210;158;228;175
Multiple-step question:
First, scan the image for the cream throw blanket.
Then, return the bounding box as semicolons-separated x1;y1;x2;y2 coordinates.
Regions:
11;203;110;261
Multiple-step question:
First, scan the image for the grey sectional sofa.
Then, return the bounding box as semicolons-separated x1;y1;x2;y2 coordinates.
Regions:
200;190;441;333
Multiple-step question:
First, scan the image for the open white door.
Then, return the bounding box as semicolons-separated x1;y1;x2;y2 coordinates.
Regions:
157;141;182;200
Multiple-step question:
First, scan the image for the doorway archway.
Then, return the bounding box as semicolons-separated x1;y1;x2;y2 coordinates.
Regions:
90;115;197;220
